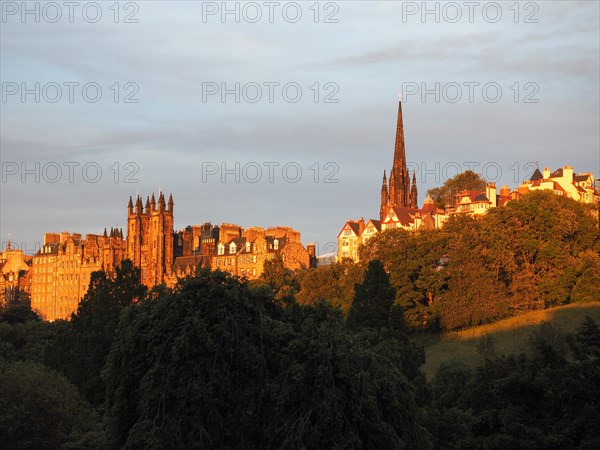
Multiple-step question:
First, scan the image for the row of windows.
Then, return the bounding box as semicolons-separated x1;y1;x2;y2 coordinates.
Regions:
216;255;259;266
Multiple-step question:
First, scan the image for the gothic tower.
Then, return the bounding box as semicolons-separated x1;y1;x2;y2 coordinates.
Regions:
380;101;413;220
127;192;174;287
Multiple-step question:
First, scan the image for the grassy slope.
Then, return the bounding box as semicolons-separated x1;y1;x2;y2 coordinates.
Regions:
417;302;600;379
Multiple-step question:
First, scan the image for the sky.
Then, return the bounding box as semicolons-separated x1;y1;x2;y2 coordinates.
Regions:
1;0;599;256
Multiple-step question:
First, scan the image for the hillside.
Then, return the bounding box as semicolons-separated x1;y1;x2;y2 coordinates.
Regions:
419;302;600;379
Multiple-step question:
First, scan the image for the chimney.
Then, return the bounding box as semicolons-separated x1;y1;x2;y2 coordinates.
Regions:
358;217;366;234
44;233;60;245
500;185;511;197
486;182;497;208
563;165;573;181
543;167;551;179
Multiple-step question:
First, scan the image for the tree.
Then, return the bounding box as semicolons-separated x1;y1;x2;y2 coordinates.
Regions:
258;256;299;302
428;170;486;210
296;260;364;315
56;259;147;405
0;291;40;324
104;269;432;449
347;260;397;329
0;360;104;449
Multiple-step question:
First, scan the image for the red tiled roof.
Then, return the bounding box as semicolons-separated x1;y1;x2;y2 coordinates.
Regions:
365;219;381;231
386;206;417;226
337;221;361;238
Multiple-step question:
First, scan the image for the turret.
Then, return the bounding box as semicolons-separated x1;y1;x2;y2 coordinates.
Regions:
151;193;156;212
158;192;166;212
168;193;174;213
380;170;389;222
135;195;143;214
145;196;151;214
128;196;134;215
410;171;418;208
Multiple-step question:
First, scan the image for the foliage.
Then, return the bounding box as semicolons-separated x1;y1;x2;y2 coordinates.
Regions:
361;191;600;331
296;260;364;315
430;317;600;449
427;170;486;209
103;269;432;449
0;289;39;324
0;360;105;450
48;259;147;405
347;260;397;329
258;256;300;302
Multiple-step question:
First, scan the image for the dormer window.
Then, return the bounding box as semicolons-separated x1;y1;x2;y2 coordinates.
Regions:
246;242;251;252
217;243;225;255
273;239;279;250
230;242;237;254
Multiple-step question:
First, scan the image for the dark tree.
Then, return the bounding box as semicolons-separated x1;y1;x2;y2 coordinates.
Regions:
347;260;397;329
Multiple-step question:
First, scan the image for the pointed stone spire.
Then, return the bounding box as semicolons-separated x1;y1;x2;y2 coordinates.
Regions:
145;196;151;213
158;192;166;211
151;193;156;211
168;193;174;213
393;101;406;173
128;196;134;214
410;170;418;208
380;170;389;222
389;100;410;207
103;227;108;237
135;195;143;214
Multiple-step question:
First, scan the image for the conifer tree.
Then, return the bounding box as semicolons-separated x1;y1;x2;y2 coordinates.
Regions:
347;260;396;329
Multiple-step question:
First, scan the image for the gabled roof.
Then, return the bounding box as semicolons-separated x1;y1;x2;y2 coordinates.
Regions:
337;221;361;238
172;255;205;272
550;168;563;178
384;206;417;226
473;193;490;203
364;219;381;231
574;174;591;182
457;190;490;203
530;168;543;181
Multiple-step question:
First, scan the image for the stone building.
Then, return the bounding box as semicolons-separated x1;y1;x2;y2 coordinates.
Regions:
380;100;418;222
126;192;174;288
518;165;598;204
210;226;310;279
0;240;32;307
30;229;126;321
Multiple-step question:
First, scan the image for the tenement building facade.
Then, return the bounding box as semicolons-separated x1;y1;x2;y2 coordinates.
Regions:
30;229;126;321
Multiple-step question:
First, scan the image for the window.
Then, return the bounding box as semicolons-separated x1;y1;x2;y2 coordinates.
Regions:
218;243;225;255
246;242;251;252
273;239;279;250
344;229;351;236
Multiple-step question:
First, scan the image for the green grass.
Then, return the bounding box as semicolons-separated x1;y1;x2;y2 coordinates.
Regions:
417;302;600;379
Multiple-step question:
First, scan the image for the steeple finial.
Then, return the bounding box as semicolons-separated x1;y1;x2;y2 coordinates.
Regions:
168;193;174;213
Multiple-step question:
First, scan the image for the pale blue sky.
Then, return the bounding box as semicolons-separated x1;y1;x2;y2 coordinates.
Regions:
1;1;599;255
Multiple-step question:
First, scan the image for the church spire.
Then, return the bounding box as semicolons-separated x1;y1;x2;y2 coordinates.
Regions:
410;171;418;208
393;100;406;174
389;100;410;207
380;170;389;222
